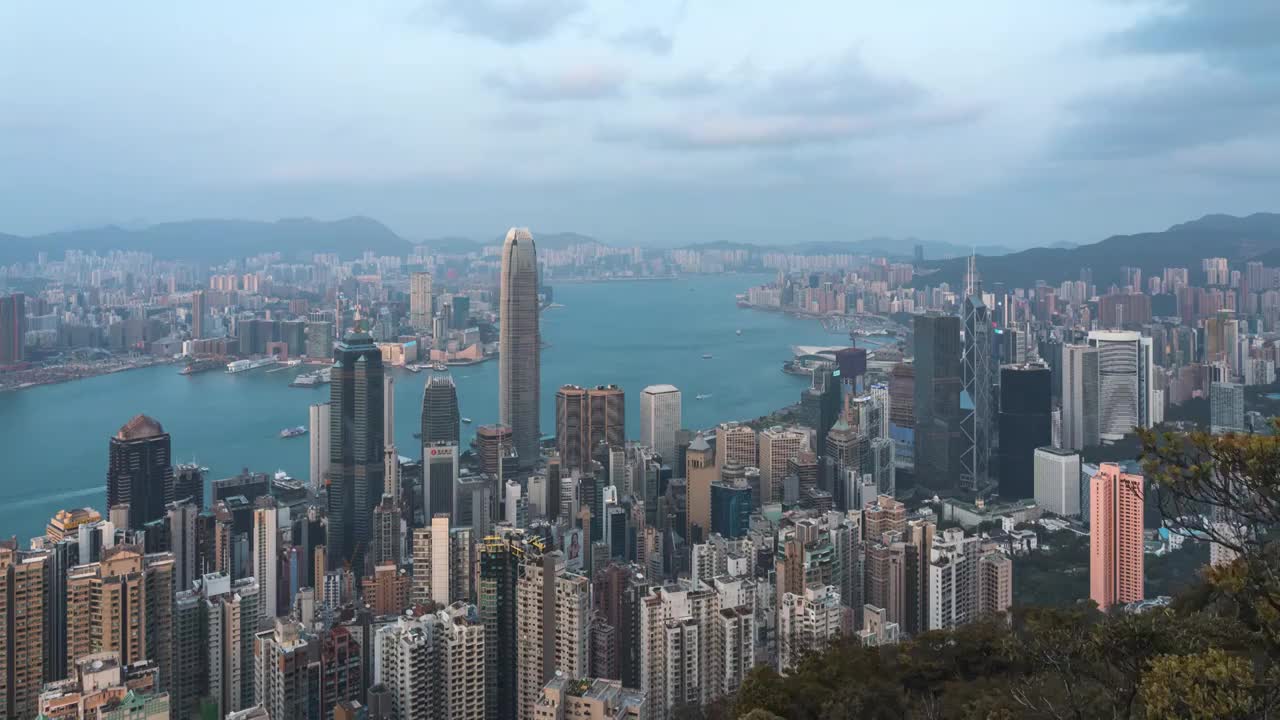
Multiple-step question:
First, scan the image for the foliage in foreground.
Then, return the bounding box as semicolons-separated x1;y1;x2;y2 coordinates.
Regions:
732;424;1280;719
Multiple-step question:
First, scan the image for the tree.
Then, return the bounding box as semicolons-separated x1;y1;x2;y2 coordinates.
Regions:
1140;648;1258;719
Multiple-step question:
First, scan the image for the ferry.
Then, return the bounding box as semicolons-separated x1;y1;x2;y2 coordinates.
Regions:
280;426;307;439
290;373;320;388
702;353;713;360
226;357;277;374
695;393;712;400
462;417;474;424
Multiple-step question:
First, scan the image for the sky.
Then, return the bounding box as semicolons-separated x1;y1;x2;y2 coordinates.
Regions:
1;0;1277;247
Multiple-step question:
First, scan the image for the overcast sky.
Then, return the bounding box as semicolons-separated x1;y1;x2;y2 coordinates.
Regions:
1;1;1277;247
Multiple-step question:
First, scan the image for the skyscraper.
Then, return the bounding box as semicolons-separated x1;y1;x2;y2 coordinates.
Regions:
913;313;963;491
1060;344;1099;450
714;421;757;469
326;330;386;572
1034;447;1081;517
684;436;717;545
309;402;331;492
1089;463;1144;609
640;385;681;465
1087;331;1147;441
587;384;625;453
1210;381;1245;435
191;289;206;340
107;414;175;531
758;426;808;505
555;385;589;471
515;553;591;720
961;281;992;492
252;497;279;618
409;272;433;330
421;369;461;445
997;364;1052;500
0;292;25;365
499;227;541;469
0;541;46;719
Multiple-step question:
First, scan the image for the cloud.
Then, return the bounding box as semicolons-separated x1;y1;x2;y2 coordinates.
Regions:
486;64;626;102
1055;0;1280;173
612;26;674;55
601;50;979;150
430;0;585;45
653;71;722;98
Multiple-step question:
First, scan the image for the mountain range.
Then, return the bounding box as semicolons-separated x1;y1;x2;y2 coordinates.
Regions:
918;213;1280;289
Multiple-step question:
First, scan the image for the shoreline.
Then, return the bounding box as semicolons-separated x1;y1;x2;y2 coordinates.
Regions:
0;356;179;394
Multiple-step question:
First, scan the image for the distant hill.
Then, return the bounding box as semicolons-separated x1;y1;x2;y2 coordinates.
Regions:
0;216;410;263
918;213;1280;289
680;237;1012;259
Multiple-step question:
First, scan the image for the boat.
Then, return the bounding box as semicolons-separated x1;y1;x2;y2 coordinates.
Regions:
280;426;307;439
226;357;277;374
735;329;742;336
290;373;320;388
695;393;712;400
702;353;713;359
462;417;474;424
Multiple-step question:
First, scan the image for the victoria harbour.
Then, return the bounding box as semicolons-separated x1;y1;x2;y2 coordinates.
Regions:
0;273;869;541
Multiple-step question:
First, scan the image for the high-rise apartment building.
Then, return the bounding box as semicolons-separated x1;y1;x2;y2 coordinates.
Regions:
65;547;174;695
1034;446;1082;517
421;369;461;445
374;604;486;720
173;572;261;717
1089;463;1145;609
0;292;25;365
0;542;46;719
1060;344;1099;450
1210;381;1245;434
478;532;538;720
499;227;541;469
253;497;279;618
639;385;681;466
758;426;808;505
191;289;206;339
107;415;175;531
309;402;331;492
777;584;844;674
409;272;433;330
253;619;313;720
326;330;385;572
533;676;646;720
914;313;963;491
411;514;451;606
998;364;1052;500
516;553;591;720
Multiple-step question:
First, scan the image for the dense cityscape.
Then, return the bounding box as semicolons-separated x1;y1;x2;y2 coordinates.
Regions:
1;215;1276;719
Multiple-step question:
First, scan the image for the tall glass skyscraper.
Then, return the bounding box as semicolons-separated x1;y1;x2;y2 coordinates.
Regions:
499;228;541;469
913;313;963;491
420;369;461;444
326;329;385;572
997;364;1052;500
107;414;175;530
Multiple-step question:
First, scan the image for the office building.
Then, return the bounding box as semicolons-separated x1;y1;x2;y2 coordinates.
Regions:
913;313;963;491
1210;381;1245;434
714;421;756;469
0;292;25;365
191;289;206;340
306;321;333;359
421;370;461;445
478;533;537;720
0;542;45;719
639;385;681;465
326;330;386;572
556;385;590;471
709;481;752;539
1087;331;1150;441
888;363;915;429
1089;464;1145;609
997;364;1052;500
588;385;626;452
107;415;175;531
422;441;459;520
474;424;513;478
1060;345;1099;450
409;272;433;330
168;500;199;592
961;282;992;492
310;402;331;492
1034;447;1081;517
516;554;591;720
758;426;808;505
801;368;842;460
499;228;541;469
253;497;279;618
47;507;104;543
684;436;717;545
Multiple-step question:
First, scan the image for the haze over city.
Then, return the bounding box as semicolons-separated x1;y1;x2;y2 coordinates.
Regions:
3;0;1278;246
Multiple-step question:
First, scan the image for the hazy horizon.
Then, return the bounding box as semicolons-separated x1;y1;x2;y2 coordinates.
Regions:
2;1;1277;247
